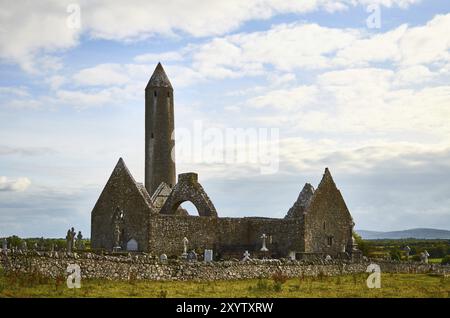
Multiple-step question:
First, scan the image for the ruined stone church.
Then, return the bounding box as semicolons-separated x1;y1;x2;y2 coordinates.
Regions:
91;63;359;260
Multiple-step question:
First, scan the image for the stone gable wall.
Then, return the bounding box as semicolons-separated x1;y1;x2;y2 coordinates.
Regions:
304;172;353;255
91;160;153;252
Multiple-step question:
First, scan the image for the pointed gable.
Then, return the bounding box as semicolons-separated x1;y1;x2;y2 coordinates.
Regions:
305;167;352;220
91;158;154;215
285;183;315;218
91;157;155;251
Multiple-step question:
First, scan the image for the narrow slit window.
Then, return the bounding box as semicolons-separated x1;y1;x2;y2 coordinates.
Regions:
154;91;157;97
327;236;333;246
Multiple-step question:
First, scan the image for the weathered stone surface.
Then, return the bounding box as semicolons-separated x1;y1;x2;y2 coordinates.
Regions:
91;158;154;252
145;63;176;195
285;183;315;218
2;252;449;281
303;168;354;256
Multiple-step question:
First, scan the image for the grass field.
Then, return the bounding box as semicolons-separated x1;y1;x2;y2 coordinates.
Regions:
0;270;449;298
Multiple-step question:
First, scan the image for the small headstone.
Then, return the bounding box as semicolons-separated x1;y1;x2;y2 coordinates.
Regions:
21;241;27;251
242;250;251;262
187;250;197;262
204;249;213;262
325;255;332;261
160;253;168;262
288;251;296;261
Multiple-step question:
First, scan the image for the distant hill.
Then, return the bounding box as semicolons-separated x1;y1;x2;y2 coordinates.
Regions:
356;228;450;240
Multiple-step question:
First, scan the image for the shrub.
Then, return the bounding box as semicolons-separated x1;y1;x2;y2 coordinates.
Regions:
389;248;402;261
272;270;288;292
441;255;450;265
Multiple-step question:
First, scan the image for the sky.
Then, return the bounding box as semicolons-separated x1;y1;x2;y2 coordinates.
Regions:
0;0;450;238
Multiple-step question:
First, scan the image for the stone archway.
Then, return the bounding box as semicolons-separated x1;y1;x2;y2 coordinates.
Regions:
159;173;218;217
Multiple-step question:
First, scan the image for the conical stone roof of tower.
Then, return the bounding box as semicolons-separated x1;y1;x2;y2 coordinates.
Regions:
145;62;172;89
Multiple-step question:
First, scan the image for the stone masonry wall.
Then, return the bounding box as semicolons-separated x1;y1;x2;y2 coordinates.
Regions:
2;252;449;281
148;215;304;258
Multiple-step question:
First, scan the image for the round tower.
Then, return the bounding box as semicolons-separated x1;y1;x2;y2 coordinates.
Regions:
145;62;176;195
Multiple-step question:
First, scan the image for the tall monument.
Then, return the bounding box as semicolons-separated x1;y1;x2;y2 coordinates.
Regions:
145;62;176;195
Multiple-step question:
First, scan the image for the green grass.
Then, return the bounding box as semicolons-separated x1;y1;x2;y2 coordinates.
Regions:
428;258;443;264
0;270;449;298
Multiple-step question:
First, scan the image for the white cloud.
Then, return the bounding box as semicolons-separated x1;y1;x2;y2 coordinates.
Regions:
184;13;450;79
247;85;319;110
73;64;131;86
246;66;450;141
0;1;80;73
0;0;423;72
0;177;31;192
393;65;435;86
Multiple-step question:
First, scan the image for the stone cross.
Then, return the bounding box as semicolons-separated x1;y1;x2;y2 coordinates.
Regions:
242;250;251;262
421;250;430;264
66;227;76;253
76;231;84;250
182;237;189;255
260;233;269;252
404;246;411;260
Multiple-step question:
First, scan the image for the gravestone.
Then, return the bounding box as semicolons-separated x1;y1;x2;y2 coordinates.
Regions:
181;237;189;259
2;238;7;251
160;254;168;262
21;241;27;251
325;255;332;261
66;227;76;253
187;250;197;262
126;238;138;251
260;234;268;252
288;251;296;261
404;246;411;260
204;249;213;262
76;231;85;250
242;250;251;262
420;250;430;264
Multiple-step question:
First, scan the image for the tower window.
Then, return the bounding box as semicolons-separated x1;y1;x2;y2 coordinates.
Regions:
154;91;157;97
323;222;326;230
151;132;154;139
167;92;170;97
327;236;333;246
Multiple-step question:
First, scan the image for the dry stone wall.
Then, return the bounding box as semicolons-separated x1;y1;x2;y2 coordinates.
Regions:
2;251;449;281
